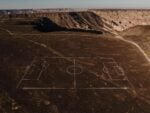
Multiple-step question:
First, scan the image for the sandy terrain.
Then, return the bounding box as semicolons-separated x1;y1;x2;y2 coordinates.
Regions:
0;10;150;113
93;10;150;31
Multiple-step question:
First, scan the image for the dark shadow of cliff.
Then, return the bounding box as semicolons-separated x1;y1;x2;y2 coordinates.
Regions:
33;17;103;34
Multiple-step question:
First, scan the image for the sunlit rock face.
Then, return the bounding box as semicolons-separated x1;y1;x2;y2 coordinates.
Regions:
93;10;150;31
0;9;150;113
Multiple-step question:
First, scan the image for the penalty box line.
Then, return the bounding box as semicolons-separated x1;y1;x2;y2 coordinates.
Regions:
21;87;130;90
17;56;129;89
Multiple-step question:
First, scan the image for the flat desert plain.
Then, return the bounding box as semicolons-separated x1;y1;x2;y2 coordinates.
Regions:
0;9;150;113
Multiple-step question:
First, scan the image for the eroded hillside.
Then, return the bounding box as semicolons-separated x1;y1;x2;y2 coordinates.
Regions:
93;10;150;31
120;25;150;58
0;10;150;113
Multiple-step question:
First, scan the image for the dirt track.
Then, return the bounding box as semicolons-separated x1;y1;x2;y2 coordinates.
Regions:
0;11;150;113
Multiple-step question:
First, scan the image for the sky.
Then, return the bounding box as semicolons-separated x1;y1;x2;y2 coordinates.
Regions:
0;0;150;9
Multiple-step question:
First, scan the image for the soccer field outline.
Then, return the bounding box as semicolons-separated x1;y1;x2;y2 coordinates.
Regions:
16;56;132;90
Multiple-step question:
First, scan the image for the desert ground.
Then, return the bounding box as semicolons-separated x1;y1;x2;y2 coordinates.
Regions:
0;9;150;113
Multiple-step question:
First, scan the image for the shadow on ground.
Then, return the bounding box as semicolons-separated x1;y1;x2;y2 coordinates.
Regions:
33;17;103;34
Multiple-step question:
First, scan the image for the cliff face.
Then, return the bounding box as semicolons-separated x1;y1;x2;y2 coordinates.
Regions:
2;10;150;32
1;11;114;34
33;11;113;33
0;10;150;113
93;10;150;31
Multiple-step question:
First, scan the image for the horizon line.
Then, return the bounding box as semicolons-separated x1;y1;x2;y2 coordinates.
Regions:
0;7;150;10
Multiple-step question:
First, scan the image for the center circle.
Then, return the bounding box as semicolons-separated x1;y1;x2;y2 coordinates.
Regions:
66;65;83;75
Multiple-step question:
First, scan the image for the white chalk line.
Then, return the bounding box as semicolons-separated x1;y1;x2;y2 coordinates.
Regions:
22;87;130;90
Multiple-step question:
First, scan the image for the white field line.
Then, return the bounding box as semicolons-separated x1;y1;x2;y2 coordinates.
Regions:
1;27;149;63
0;28;14;35
22;87;129;90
